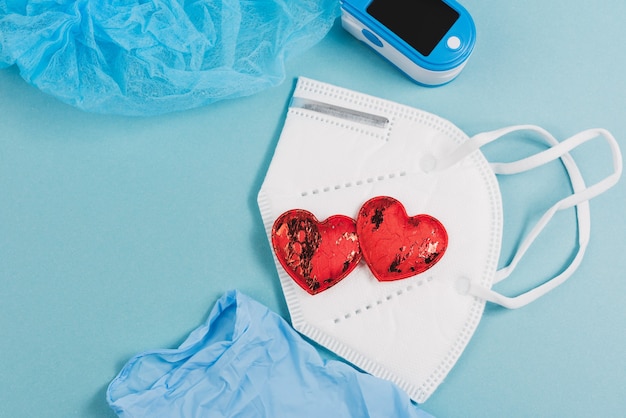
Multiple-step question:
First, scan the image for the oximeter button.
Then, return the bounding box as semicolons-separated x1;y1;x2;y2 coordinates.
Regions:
362;29;383;48
446;36;462;50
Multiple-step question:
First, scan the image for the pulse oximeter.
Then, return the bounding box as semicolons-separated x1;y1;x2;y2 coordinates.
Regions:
340;0;476;86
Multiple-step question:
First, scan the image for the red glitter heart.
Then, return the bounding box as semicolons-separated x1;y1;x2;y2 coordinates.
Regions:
356;196;448;281
271;209;362;295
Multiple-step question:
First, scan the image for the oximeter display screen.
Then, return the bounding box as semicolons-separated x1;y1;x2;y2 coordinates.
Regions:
367;0;459;56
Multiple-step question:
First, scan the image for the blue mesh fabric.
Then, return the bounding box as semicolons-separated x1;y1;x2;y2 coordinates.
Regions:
0;0;340;115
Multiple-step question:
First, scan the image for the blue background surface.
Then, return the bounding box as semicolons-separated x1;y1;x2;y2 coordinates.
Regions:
1;1;625;417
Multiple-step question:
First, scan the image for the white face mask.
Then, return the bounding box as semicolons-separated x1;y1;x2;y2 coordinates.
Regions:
257;77;622;403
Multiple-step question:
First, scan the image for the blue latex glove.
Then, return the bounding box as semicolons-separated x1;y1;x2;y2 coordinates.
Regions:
0;0;339;116
106;289;434;417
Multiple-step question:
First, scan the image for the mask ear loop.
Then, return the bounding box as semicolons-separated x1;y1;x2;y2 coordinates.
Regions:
435;126;622;309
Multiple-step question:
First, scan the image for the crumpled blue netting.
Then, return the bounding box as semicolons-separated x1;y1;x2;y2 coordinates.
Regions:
0;0;340;116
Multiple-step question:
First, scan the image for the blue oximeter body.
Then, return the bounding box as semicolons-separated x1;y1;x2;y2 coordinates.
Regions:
341;0;476;86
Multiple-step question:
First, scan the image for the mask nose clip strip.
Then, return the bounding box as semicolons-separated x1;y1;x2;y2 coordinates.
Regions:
289;96;390;128
445;126;622;309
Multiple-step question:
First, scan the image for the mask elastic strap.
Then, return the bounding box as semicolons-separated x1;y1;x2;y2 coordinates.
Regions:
438;125;622;309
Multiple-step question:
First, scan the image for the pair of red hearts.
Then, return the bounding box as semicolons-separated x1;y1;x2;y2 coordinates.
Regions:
271;196;448;295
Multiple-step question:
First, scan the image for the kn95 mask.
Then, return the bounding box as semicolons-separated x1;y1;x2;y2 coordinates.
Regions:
257;77;622;403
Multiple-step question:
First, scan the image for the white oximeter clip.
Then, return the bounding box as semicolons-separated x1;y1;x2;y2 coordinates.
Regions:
341;0;476;86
